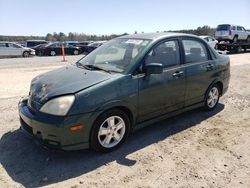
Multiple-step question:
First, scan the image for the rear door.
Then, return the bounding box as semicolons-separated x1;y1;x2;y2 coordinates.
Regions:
137;39;186;122
181;38;216;106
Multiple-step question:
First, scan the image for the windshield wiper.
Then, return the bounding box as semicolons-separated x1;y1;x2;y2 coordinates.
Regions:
78;64;112;74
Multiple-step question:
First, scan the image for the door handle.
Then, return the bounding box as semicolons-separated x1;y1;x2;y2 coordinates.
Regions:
172;71;184;78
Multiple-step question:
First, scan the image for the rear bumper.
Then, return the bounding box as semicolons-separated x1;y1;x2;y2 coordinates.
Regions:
18;98;93;151
215;36;233;41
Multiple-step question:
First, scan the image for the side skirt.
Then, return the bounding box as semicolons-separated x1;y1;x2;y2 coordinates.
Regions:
133;102;204;132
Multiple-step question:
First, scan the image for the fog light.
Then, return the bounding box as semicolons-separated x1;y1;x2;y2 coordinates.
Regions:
69;125;84;131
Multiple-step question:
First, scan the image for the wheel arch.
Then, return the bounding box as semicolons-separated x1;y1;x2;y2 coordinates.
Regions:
205;80;223;98
22;51;30;57
89;105;135;144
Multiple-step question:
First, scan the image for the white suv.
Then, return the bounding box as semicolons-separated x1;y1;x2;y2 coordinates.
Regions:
0;42;35;58
215;24;250;43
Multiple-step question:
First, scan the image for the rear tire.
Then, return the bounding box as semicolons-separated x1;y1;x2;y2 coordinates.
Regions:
90;109;130;152
204;84;220;111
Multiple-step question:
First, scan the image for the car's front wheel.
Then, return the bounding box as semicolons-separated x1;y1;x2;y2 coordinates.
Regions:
204;84;220;111
23;51;30;58
90;109;130;152
50;50;56;56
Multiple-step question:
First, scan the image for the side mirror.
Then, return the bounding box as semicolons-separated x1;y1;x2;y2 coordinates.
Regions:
145;63;163;75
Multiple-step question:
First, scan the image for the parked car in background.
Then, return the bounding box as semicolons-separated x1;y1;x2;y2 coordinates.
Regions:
200;36;218;49
74;41;94;53
64;41;79;46
34;42;81;56
215;24;250;43
26;40;49;48
19;32;230;152
78;41;94;46
85;41;106;54
0;42;35;57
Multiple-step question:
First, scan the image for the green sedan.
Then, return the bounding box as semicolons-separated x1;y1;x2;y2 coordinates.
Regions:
18;32;230;152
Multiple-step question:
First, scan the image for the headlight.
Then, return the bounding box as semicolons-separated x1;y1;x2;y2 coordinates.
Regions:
40;95;75;116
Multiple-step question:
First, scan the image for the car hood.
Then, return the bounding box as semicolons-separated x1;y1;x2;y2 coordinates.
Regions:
30;65;114;104
23;47;35;51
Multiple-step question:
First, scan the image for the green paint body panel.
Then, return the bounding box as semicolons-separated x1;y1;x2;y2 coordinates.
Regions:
18;32;230;150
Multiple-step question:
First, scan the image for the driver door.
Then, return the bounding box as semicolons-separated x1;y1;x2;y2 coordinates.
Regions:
137;39;186;122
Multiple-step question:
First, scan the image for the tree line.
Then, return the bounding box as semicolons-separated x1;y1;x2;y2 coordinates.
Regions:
0;25;224;42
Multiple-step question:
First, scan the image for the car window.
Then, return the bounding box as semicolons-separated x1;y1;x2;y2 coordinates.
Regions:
78;38;151;73
203;37;209;42
183;39;209;63
237;26;241;31
0;43;6;47
49;43;60;48
216;25;230;31
95;46;126;63
7;43;21;48
144;40;180;68
232;26;236;30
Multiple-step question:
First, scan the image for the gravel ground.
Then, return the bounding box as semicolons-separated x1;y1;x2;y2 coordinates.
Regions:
0;53;249;188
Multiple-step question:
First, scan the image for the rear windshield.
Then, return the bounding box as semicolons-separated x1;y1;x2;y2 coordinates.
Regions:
216;25;231;31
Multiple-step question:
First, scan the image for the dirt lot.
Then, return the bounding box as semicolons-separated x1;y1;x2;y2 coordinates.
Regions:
0;53;249;188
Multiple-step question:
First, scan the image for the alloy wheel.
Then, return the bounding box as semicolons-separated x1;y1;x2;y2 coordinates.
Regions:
207;87;219;108
98;116;126;148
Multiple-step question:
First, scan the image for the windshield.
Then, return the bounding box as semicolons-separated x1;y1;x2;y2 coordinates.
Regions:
77;38;151;73
217;24;231;31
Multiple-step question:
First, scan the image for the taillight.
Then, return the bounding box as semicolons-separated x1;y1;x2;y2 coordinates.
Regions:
229;30;232;35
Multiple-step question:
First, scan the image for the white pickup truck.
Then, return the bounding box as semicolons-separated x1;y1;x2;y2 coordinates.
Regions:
215;24;250;43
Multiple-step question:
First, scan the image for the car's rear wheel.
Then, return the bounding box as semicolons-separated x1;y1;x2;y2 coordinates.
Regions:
23;51;30;58
204;84;220;111
90;109;130;152
73;50;79;55
50;50;56;56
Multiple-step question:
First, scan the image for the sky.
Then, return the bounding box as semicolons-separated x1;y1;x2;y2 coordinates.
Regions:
0;0;249;36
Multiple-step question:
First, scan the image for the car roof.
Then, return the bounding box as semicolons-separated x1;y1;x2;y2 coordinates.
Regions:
199;35;210;38
217;24;242;27
118;32;197;40
26;40;46;42
0;41;16;44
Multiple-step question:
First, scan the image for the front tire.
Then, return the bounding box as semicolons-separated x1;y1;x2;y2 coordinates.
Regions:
204;84;220;111
50;50;56;56
23;51;30;58
90;109;130;152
